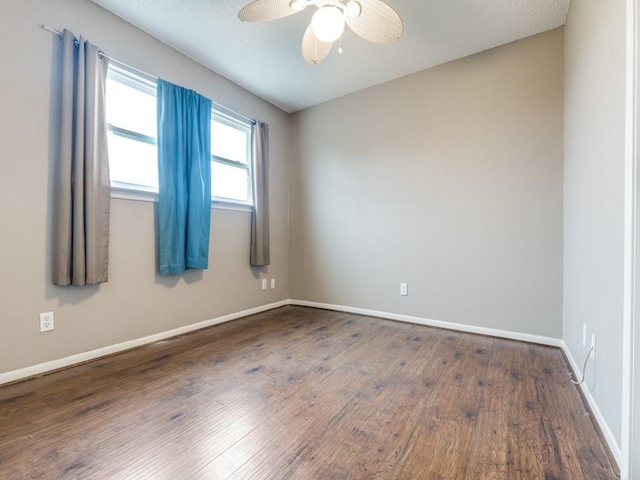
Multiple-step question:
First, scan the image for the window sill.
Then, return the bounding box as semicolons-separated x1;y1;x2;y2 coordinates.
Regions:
111;189;253;213
211;201;253;213
111;188;157;203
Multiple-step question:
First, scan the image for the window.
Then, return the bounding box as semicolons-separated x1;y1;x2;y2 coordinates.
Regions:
105;65;253;205
106;65;158;193
211;114;252;204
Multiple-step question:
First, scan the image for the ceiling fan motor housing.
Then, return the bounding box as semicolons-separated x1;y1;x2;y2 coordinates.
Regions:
239;0;403;64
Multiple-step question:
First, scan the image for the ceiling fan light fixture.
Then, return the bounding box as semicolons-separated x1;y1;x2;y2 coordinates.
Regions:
345;1;361;19
239;0;403;64
311;6;345;43
289;0;307;12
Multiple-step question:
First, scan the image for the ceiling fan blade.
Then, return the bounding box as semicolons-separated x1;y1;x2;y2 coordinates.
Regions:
302;24;333;65
238;0;297;22
345;0;403;44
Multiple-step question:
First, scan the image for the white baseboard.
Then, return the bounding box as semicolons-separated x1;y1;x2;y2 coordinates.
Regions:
0;300;288;387
561;341;623;468
0;297;622;471
0;300;561;386
289;299;564;347
291;300;622;468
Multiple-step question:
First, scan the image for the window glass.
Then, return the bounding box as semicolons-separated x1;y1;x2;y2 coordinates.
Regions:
212;120;248;164
106;66;158;193
211;161;250;202
106;64;253;205
107;131;158;191
210;113;252;205
106;77;156;139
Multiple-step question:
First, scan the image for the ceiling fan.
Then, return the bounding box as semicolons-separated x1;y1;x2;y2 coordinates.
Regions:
238;0;403;65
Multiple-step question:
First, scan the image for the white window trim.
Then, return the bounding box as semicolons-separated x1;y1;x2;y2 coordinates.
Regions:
211;110;254;206
106;64;254;210
111;188;252;213
107;64;159;194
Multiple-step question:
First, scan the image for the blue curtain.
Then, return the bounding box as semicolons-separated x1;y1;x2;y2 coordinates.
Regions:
157;79;212;275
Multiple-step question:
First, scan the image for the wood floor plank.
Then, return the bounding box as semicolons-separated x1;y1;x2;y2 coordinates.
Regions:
0;306;618;479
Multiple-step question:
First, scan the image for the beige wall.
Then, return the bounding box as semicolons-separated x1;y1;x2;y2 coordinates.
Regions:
1;3;626;458
290;29;565;338
563;0;626;447
0;0;290;374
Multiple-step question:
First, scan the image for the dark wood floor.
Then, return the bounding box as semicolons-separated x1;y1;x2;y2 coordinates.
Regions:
0;306;618;479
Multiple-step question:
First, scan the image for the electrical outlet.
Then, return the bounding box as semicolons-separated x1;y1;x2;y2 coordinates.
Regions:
40;311;54;332
590;334;597;360
271;278;276;289
261;279;267;290
400;283;408;296
582;323;587;347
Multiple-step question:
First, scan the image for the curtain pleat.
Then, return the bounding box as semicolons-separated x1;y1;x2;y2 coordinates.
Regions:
250;121;270;266
53;29;110;286
157;79;212;275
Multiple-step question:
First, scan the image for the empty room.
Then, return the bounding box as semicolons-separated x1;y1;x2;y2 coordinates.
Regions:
2;0;640;478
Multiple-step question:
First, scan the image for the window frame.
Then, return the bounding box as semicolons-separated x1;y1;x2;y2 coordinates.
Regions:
210;111;254;207
106;64;158;196
105;63;254;211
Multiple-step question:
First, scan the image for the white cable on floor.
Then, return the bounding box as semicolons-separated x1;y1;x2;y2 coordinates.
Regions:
570;346;594;385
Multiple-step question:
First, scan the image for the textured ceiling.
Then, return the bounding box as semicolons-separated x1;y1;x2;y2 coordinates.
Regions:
90;0;570;113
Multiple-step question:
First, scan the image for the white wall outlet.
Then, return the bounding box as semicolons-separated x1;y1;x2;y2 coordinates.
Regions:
590;334;597;360
582;323;587;347
400;283;408;296
271;278;276;289
40;311;54;332
261;279;267;290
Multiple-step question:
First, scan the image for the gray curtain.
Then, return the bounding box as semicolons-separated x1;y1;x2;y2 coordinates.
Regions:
250;121;270;266
52;29;111;286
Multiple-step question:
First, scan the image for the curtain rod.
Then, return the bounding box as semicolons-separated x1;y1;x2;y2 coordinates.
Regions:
40;24;257;125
